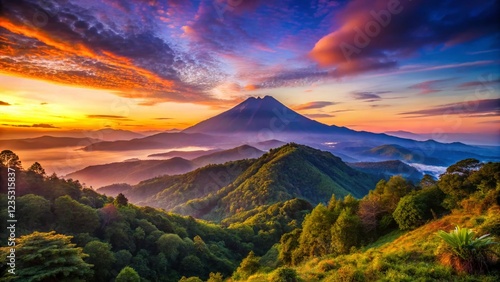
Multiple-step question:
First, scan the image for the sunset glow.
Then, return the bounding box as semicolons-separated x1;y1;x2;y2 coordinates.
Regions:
0;0;498;141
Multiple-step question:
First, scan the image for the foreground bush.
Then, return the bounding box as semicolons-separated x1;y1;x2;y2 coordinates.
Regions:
271;267;299;282
437;226;497;274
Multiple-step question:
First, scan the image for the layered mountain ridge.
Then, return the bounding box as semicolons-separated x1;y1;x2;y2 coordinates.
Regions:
98;143;379;221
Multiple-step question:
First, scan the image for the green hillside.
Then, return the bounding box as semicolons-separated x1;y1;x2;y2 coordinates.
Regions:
130;160;254;209
1;150;498;282
129;143;378;221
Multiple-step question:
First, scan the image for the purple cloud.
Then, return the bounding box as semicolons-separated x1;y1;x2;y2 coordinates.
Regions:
400;98;500;117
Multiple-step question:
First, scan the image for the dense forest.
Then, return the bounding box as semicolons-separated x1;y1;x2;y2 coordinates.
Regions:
0;147;499;281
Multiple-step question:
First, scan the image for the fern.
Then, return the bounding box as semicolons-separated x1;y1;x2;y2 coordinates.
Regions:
437;226;497;273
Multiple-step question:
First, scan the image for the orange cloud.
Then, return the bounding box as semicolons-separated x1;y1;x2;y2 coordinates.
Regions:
0;16;211;105
244;84;259;91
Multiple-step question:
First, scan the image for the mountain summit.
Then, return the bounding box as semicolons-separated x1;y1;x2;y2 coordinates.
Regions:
183;96;330;133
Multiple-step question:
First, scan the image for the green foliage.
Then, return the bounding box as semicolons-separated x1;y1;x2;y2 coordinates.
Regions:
296;204;333;260
17;194;52;231
178;277;203;282
331;208;363;254
54;195;100;234
84;241;116;282
233;251;261;280
156;233;185;262
419;174;436;189
270;267;299;282
114;193;129;206
133;144;376;221
393;194;425;230
1;231;93;281
224;198;312;255
181;255;205;277
357;175;414;238
438;159;483;209
116;266;140;282
4;150;499;282
207;272;224;282
393;186;445;230
114;250;133;270
437;226;497;273
279;229;301;265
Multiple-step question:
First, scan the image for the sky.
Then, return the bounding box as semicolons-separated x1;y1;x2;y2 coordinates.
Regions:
0;0;499;140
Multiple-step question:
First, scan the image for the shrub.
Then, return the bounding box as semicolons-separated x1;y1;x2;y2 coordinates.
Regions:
437;226;497;274
393;195;426;230
271;267;299;282
324;265;364;282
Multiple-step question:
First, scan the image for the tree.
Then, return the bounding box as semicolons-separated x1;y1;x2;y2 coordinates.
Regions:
271;267;299;282
296;204;334;260
438;159;482;209
207;272;224;282
156;233;184;262
357;198;382;236
17;194;52;230
84;241;116;282
393;186;445;230
194;235;208;254
393;194;426;230
179;277;203;282
233;251;261;280
3;231;93;281
420;174;436;189
180;255;204;277
446;158;482;176
380;175;413;210
28;161;46;176
116;266;140;282
331;208;362;254
279;229;301;265
114;193;129;206
0;150;22;169
54;195;100;234
114;250;133;270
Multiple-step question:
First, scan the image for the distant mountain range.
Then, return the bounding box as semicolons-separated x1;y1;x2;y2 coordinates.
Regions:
67;145;265;187
385;130;500;146
66;157;194;188
98;144;379;221
72;96;499;167
0;128;144;142
348;160;424;183
148;149;222;159
80;132;222;151
0;136;102;150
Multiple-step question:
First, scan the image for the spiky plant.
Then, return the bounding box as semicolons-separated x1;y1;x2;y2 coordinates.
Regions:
437;226;497;274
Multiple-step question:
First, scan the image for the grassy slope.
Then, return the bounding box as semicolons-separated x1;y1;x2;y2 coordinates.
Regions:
243;207;500;282
170;144;377;221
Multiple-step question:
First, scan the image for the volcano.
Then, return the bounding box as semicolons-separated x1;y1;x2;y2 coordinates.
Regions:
183;96;333;134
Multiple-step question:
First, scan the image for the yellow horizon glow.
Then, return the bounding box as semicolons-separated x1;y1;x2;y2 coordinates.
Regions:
0;73;497;136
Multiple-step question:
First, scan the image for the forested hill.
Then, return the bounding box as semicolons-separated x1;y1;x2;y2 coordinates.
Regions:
1;150;498;282
102;143;379;221
0;158;313;281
